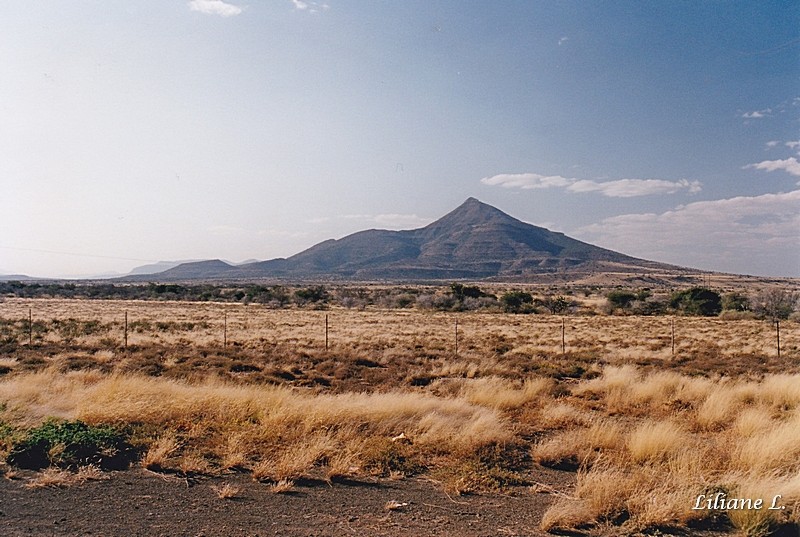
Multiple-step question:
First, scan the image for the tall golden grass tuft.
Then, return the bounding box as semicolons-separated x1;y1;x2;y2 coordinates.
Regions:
434;376;552;410
627;421;687;463
736;417;800;472
695;382;758;430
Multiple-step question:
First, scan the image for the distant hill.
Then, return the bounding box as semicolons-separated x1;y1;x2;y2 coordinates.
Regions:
124;198;684;282
127;261;192;276
0;274;39;281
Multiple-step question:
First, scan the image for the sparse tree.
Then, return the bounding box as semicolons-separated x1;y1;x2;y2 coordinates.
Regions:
540;295;572;315
752;288;798;321
752;288;798;358
722;292;750;312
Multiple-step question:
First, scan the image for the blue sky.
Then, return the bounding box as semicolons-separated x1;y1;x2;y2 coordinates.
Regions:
1;1;798;278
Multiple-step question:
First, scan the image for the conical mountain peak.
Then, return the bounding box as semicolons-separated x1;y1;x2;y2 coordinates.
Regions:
135;198;676;281
420;198;520;236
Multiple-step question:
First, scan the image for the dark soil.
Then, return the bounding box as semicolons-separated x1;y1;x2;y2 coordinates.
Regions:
0;467;575;537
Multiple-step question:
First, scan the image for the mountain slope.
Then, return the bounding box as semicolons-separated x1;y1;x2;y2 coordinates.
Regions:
130;198;681;281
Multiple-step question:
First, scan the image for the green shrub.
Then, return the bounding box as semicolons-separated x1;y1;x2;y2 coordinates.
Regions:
500;291;534;313
669;287;722;316
606;290;637;310
7;419;134;470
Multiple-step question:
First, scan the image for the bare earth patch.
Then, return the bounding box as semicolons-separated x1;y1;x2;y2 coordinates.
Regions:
1;467;581;537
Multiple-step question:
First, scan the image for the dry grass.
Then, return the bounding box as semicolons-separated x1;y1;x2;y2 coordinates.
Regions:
268;478;295;494
0;367;510;484
25;465;107;489
1;298;797;372
212;482;240;499
627;420;687;463
2;297;800;534
142;433;179;470
538;365;800;533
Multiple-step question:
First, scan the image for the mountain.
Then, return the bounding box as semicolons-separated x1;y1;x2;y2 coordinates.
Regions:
125;198;682;282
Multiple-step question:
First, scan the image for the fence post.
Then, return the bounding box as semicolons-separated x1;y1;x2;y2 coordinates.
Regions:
124;311;128;348
224;311;228;348
776;319;781;359
325;314;329;350
561;317;566;355
455;318;459;356
671;317;675;356
28;308;32;346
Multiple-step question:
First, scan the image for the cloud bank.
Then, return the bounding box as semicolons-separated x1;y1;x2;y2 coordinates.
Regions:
575;190;800;276
188;0;242;17
481;172;701;197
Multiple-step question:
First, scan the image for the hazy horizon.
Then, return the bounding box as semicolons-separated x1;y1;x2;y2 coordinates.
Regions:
2;1;799;279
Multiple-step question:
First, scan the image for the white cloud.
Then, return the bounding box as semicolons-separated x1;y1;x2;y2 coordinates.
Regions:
558;37;569;46
745;157;800;177
188;0;242;17
291;0;329;13
575;190;800;276
741;108;771;119
481;173;572;190
567;178;702;197
480;172;701;197
786;140;800;150
766;140;780;148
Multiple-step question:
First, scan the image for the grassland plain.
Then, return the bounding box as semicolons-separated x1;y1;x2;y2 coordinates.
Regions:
1;297;799;536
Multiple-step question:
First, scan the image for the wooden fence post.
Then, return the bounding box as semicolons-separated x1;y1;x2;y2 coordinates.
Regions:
124;311;128;348
561;317;566;355
28;308;32;346
671;317;675;356
325;314;329;350
455;318;459;356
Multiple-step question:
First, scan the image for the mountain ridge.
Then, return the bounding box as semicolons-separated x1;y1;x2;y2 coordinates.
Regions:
123;198;683;282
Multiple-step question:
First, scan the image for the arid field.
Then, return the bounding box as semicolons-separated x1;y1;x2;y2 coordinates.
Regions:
1;295;799;536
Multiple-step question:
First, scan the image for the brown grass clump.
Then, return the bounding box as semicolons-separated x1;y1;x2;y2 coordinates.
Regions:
141;433;179;471
212;482;240;499
694;382;758;430
532;418;623;470
25;465;107;489
627;420;687;463
733;406;775;437
431;376;552;410
735;417;800;472
268;478;295;494
384;500;408;511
